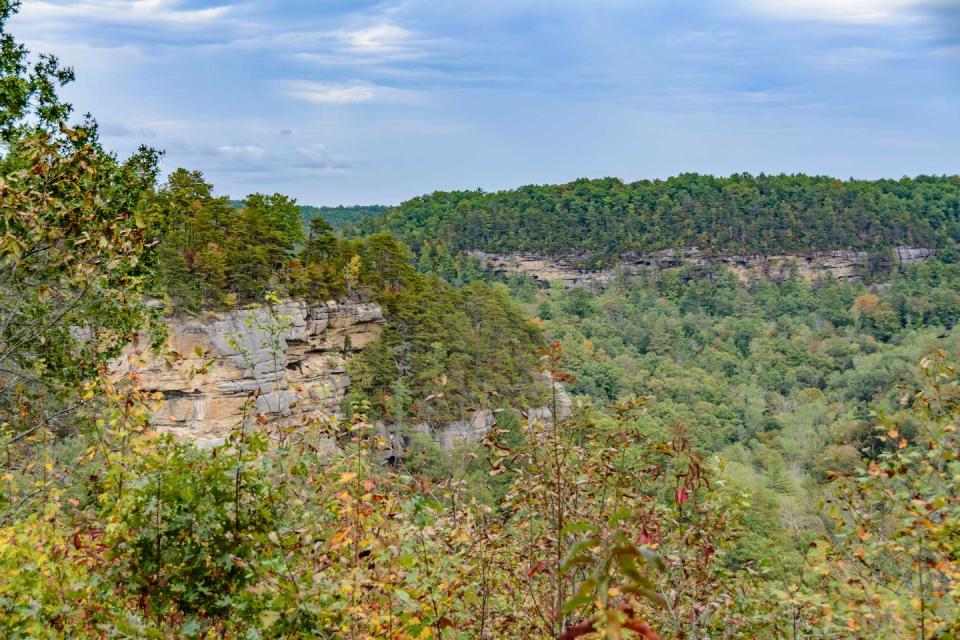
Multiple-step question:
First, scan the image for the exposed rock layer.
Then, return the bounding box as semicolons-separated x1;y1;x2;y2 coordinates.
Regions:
116;301;384;448
117;301;569;451
472;246;934;289
405;380;574;451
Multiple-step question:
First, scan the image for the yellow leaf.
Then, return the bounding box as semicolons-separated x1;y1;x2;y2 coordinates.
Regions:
339;471;358;484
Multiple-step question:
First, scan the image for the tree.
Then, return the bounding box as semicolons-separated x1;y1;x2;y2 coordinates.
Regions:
150;168;233;309
779;350;960;638
0;0;74;140
0;30;159;443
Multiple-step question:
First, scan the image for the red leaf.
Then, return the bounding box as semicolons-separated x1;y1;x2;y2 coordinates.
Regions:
527;559;548;578
675;487;689;505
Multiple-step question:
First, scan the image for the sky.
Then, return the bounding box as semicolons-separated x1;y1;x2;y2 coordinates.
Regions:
10;0;960;205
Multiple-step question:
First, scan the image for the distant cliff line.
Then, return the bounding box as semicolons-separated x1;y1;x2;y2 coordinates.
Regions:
471;245;935;289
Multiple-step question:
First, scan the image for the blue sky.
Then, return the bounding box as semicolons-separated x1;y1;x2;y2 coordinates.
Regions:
11;0;959;205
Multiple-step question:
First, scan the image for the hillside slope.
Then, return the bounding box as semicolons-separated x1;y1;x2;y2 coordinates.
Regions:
361;174;960;262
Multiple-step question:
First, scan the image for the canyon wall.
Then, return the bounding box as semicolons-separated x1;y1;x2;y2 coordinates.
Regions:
115;300;570;451
115;301;384;448
471;246;934;289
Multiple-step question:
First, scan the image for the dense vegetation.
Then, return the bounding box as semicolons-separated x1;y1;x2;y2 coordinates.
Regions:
300;204;391;230
2;4;959;638
494;261;960;570
148;173;544;419
361;175;960;262
228;201;388;230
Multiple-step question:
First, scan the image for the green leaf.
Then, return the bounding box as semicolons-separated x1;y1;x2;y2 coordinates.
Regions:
606;507;633;527
560;520;599;537
561;537;599;572
563;578;597;614
623;584;667;608
638;546;666;572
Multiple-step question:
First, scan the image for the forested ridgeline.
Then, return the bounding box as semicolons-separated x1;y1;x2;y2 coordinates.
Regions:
300;204;391;230
226;200;389;230
359;175;960;262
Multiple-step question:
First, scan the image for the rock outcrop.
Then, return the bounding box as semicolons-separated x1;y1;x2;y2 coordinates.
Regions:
428;381;573;450
115;301;384;448
472;246;935;289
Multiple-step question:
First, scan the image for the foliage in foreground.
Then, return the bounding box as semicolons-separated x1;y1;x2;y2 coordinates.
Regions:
2;346;958;638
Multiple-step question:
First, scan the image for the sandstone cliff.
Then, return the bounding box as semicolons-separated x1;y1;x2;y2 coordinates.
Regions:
115;301;384;448
117;300;568;451
471;246;934;289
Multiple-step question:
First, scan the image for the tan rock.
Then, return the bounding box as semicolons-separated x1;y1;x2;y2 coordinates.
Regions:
470;246;934;288
114;301;384;443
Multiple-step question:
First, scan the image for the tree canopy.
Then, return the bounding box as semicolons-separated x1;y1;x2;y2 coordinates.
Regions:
361;174;960;261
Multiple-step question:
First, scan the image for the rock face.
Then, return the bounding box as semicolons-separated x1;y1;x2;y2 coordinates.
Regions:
116;299;570;451
427;381;574;450
471;246;935;289
115;301;384;447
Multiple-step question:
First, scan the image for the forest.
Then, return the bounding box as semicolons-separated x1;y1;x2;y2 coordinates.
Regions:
359;175;960;263
300;205;391;230
228;201;389;231
1;3;959;638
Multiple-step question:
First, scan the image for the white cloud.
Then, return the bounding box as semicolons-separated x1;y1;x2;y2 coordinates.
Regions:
17;39;146;74
18;0;232;26
293;143;351;173
280;22;444;66
186;141;351;175
740;0;928;23
817;46;907;67
338;23;417;55
216;144;268;160
283;81;408;104
100;122;159;139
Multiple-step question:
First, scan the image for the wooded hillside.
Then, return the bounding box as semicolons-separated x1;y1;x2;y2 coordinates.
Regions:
362;174;960;261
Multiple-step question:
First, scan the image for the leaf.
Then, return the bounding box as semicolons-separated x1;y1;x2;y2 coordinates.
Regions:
606;507;633;527
561;538;599;572
563;578;597;614
638;547;666;573
561;521;599;537
527;559;549;578
622;584;667;608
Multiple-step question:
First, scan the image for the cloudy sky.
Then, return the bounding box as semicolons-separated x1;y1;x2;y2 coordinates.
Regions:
11;0;959;205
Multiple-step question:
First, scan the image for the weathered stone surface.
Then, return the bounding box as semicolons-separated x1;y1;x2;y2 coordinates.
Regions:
428;381;573;449
114;301;384;443
471;246;935;289
115;298;571;452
